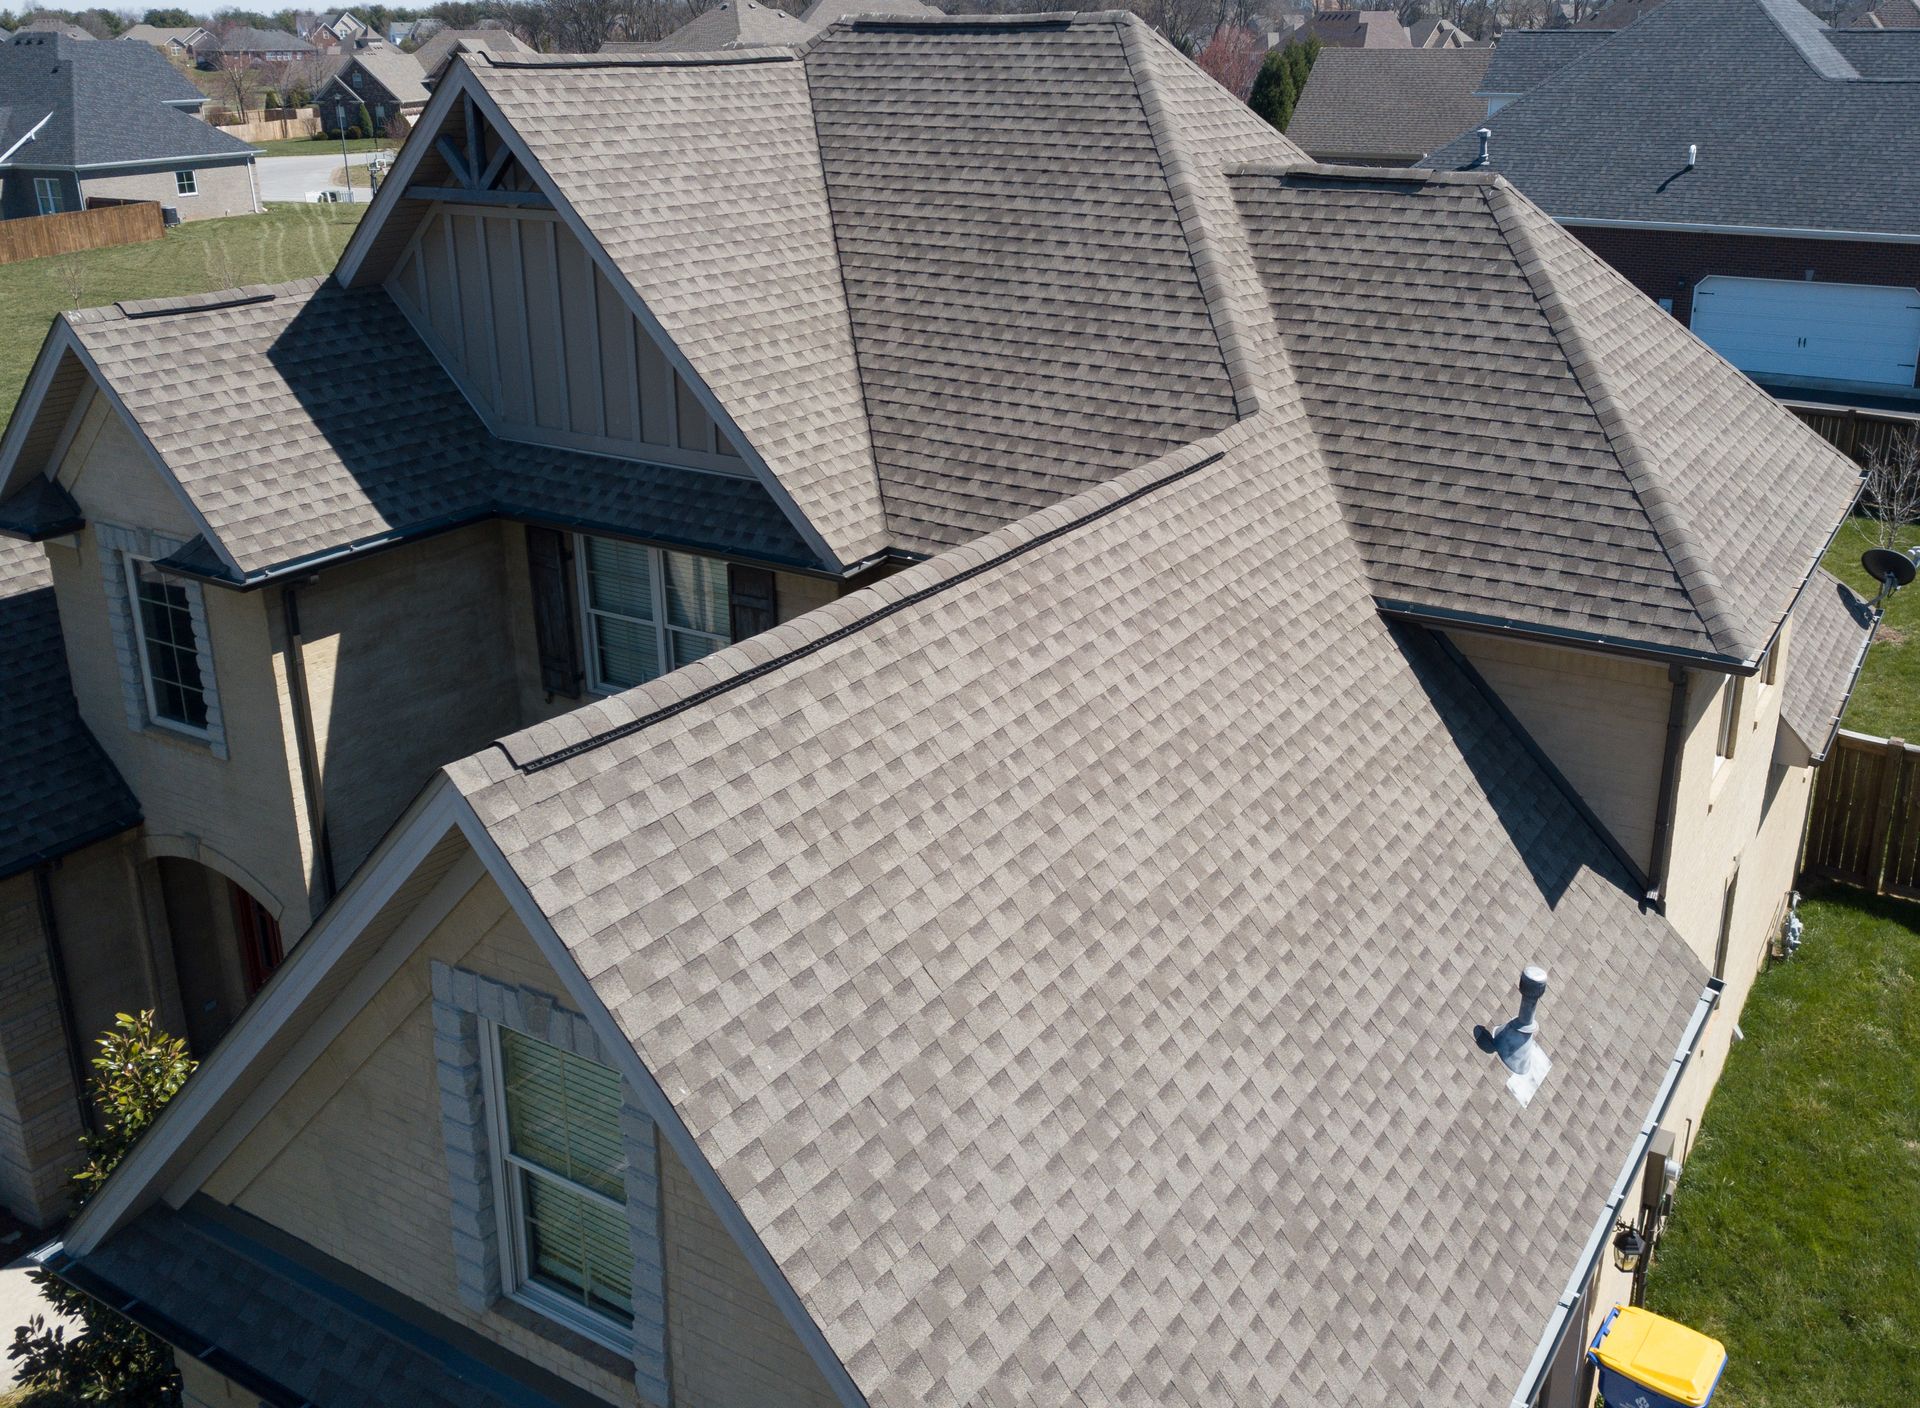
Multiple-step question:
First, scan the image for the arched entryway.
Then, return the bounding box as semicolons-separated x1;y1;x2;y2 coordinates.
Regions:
153;857;285;1055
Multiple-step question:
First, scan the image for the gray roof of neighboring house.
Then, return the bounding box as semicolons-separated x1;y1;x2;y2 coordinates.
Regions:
1239;165;1860;662
1780;566;1877;759
25;280;820;580
449;402;1709;1408
1288;46;1494;159
333;42;430;104
212;25;314;52
1478;28;1612;92
608;0;812;52
0;540;140;880
1427;0;1920;235
0;33;251;170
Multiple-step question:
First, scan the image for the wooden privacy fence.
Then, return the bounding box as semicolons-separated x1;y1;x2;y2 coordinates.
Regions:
0;201;163;267
1803;730;1920;899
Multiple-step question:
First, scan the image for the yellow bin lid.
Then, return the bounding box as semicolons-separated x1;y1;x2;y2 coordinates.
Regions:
1592;1306;1727;1407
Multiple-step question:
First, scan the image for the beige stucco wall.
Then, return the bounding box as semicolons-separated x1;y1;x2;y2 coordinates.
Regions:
201;866;838;1407
293;523;524;879
80;160;257;222
1447;631;1672;874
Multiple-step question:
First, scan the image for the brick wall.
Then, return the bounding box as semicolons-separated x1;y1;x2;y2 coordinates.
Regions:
1570;223;1920;374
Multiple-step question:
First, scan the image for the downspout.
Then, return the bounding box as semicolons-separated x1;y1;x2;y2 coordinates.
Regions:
1645;664;1690;909
1506;978;1722;1408
32;865;94;1137
280;584;337;907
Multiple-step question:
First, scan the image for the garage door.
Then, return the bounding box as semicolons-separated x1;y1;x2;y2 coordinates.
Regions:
1689;276;1920;387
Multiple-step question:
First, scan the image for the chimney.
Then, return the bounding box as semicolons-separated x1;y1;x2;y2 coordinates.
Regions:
1474;966;1553;1106
1473;127;1492;168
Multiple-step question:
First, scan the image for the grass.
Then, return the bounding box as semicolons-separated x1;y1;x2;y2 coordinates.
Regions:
0;202;365;437
250;136;396;158
1821;515;1920;742
1643;888;1920;1408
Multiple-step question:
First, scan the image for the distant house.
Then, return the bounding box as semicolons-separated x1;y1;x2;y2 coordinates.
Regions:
119;23;211;58
0;32;259;221
412;27;534;87
197;26;315;67
1289;47;1495;163
313;44;429;132
1428;0;1920;453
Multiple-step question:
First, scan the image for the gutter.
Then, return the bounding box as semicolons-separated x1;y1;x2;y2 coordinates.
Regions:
1562;215;1920;247
1507;978;1723;1408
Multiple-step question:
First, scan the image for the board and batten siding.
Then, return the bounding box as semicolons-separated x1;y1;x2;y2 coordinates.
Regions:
1445;630;1671;874
388;207;745;471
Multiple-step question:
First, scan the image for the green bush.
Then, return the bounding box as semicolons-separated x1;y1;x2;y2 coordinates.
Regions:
7;1012;196;1406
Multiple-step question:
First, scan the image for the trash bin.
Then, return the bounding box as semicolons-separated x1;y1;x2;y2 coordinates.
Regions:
1588;1305;1727;1408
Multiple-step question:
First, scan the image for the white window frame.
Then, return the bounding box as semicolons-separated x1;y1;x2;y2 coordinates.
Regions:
33;177;64;215
174;168;198;197
574;534;730;696
478;1020;635;1356
124;555;213;740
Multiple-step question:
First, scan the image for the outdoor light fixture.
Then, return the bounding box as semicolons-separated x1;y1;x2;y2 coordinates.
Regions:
1612;1221;1647;1275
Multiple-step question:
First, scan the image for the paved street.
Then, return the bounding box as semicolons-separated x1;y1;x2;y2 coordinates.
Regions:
255;151;380;204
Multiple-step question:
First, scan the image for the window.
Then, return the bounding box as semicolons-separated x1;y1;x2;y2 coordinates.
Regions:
174;169;197;197
1714;675;1743;764
577;535;729;693
33;177;64;215
484;1027;632;1347
126;557;210;733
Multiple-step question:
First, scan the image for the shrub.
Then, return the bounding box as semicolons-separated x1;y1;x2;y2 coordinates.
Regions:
7;1012;196;1406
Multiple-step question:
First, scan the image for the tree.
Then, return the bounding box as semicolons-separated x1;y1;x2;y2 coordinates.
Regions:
1195;22;1263;101
8;1012;196;1406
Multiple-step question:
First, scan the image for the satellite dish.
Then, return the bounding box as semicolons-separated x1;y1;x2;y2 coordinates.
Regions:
1863;547;1916;590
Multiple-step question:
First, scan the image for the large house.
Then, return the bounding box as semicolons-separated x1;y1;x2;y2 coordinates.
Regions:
1430;0;1920;456
0;32;260;222
0;15;1874;1408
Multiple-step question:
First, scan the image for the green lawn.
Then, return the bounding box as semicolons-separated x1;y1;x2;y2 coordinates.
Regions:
0;202;365;437
251;136;396;157
1821;516;1920;742
1643;888;1920;1408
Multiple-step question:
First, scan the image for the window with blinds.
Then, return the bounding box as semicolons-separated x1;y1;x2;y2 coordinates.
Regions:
486;1027;633;1345
577;535;730;693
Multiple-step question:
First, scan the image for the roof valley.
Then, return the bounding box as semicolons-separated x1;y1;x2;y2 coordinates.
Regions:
1484;179;1736;653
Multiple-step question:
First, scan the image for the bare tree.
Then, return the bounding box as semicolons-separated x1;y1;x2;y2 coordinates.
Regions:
1863;429;1920;553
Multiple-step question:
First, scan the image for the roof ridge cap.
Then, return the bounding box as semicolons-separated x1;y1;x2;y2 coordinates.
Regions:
1485;181;1738;654
1115;16;1263;417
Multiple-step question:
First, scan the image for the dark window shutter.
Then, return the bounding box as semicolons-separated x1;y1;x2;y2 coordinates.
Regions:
729;565;777;643
526;527;581;698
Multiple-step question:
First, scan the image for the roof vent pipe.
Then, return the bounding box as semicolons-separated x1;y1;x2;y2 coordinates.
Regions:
1687;143;1698;168
1473;127;1492;167
1475;966;1553;1106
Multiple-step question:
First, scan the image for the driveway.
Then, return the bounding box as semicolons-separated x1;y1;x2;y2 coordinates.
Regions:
255;151;381;204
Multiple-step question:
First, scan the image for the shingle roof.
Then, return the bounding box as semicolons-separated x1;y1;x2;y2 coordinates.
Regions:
606;0;812;53
0;33;252;169
37;280;821;579
1288;47;1494;160
1780;567;1877;759
0;540;140;880
450;404;1708;1408
1427;0;1920;235
1477;29;1612;94
1236;166;1861;663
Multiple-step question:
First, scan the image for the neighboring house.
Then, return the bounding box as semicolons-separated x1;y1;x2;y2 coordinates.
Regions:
1430;0;1920;452
0;14;1873;1408
413;27;536;87
118;24;210;57
0;33;260;223
314;43;431;130
197;26;316;66
1288;46;1495;162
